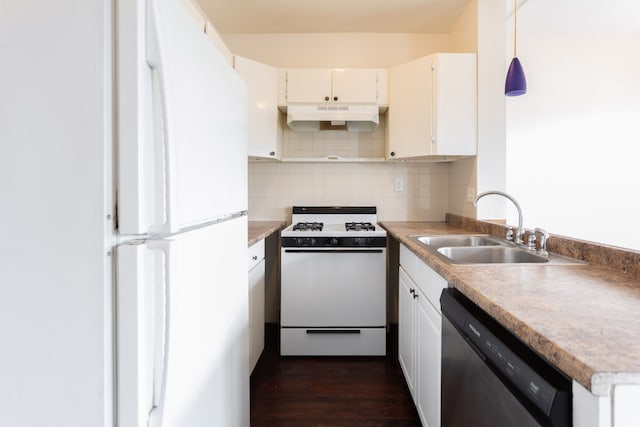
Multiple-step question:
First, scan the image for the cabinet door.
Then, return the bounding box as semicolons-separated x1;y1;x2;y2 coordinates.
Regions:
286;69;332;103
387;53;477;159
387;56;433;159
398;267;417;400
332;69;379;103
432;54;477;156
248;258;265;373
417;294;442;427
235;56;281;159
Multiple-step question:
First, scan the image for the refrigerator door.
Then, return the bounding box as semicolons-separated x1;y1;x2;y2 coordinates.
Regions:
117;216;249;427
118;0;248;236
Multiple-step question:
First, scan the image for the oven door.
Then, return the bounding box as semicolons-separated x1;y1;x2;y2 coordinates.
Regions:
281;247;386;327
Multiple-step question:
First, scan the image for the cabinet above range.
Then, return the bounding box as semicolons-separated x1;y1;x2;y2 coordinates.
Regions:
277;68;388;133
278;68;388;106
235;54;476;162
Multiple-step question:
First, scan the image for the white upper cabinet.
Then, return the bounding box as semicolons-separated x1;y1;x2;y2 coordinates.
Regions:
387;53;477;159
284;68;385;105
234;56;282;160
331;69;379;103
285;69;332;103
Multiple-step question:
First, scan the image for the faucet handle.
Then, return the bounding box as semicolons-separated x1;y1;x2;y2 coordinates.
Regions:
526;233;537;250
505;228;514;242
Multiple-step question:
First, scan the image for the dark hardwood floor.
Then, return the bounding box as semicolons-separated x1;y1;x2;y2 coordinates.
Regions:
250;324;421;426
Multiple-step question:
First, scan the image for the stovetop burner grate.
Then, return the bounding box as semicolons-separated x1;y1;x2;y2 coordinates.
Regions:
293;222;324;232
345;222;376;232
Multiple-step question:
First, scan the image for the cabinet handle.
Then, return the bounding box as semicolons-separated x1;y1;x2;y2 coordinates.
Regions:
333;96;338;101
413;292;419;300
390;151;396;157
252;255;258;261
324;96;330;101
409;288;415;294
269;151;275;156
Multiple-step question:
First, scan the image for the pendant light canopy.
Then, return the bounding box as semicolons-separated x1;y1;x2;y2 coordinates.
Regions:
505;0;526;96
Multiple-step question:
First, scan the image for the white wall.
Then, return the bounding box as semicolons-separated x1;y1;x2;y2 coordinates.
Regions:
448;0;480;218
449;0;478;53
474;0;507;219
222;33;450;68
506;29;640;250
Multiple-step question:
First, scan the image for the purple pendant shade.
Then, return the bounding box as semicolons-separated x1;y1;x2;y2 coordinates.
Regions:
505;57;527;96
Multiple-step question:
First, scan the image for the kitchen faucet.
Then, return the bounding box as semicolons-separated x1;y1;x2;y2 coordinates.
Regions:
473;191;525;245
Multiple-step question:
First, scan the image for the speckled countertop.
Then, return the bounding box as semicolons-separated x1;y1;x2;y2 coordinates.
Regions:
381;220;640;396
248;221;286;247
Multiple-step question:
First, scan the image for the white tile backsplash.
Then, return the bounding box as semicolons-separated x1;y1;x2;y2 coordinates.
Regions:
248;159;450;222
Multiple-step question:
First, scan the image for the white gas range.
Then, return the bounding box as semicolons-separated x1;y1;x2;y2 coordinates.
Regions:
280;206;387;356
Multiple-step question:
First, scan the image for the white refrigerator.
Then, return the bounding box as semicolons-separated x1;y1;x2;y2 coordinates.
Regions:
0;0;249;426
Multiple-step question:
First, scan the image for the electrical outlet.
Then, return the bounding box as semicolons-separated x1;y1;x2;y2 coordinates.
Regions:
395;178;404;192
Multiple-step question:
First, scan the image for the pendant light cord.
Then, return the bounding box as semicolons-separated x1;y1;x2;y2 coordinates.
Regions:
513;0;518;57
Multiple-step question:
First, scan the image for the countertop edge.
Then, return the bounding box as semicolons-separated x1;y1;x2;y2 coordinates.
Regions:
248;221;287;247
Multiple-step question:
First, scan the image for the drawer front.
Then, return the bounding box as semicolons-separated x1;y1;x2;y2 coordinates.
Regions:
248;239;265;270
399;243;417;280
280;327;386;356
416;260;447;312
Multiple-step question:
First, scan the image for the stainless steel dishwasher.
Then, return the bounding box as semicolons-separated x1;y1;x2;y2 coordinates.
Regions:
440;288;571;427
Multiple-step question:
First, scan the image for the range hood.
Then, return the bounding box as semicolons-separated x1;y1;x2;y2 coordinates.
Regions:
286;104;379;132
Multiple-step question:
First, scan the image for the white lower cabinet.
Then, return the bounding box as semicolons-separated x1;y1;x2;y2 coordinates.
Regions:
399;268;417;398
416;289;442;427
248;240;266;373
399;244;447;427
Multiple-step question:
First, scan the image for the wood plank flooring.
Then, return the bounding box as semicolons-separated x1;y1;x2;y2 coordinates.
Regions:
250;324;421;426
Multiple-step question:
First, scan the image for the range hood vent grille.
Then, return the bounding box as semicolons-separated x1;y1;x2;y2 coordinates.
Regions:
286;104;379;132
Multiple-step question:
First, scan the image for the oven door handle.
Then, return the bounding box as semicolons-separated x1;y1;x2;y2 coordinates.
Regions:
284;249;384;253
306;329;362;334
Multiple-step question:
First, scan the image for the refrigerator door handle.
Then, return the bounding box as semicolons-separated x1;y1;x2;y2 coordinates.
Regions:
145;0;178;236
146;239;171;427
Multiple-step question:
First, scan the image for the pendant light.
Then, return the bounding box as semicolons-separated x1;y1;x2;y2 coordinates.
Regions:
505;0;527;96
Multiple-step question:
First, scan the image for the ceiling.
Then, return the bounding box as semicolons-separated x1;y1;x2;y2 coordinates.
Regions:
196;0;473;34
197;0;640;35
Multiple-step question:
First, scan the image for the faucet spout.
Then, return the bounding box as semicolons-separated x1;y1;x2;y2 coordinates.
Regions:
473;191;525;245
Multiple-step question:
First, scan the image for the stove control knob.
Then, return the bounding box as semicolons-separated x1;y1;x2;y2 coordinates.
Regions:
366;238;374;246
353;238;360;246
295;238;304;246
330;237;339;246
310;238;317;246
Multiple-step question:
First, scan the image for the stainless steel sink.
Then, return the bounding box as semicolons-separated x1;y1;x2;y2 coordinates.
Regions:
410;233;584;265
437;246;549;264
412;235;502;249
